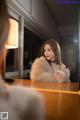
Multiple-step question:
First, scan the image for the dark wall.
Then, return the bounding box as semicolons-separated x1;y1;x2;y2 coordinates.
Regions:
59;34;78;82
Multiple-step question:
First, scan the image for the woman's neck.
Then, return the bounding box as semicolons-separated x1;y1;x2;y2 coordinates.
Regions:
51;59;56;63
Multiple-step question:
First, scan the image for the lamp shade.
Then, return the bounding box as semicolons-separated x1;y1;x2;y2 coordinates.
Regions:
5;18;19;49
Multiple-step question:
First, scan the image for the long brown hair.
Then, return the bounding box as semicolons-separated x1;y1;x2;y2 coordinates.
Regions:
0;0;9;46
0;0;9;79
41;39;62;64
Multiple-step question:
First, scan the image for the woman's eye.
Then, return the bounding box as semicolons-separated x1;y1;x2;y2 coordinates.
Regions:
48;49;51;51
44;49;51;52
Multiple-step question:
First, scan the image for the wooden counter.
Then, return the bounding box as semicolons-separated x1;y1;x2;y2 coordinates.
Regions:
13;79;80;120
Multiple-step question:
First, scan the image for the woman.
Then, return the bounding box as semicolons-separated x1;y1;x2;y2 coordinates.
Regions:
0;1;44;120
30;39;70;83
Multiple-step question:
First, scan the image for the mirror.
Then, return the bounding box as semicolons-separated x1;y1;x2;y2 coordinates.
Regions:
6;0;79;91
24;1;79;83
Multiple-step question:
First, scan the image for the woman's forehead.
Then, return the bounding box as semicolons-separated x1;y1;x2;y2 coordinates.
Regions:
44;43;51;47
44;44;52;49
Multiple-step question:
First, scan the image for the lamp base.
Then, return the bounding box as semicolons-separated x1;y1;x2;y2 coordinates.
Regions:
5;78;14;84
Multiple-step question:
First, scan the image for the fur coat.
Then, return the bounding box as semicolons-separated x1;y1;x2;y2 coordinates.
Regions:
0;76;44;120
30;56;70;83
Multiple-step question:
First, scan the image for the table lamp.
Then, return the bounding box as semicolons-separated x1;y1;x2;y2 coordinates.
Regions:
3;18;19;83
5;18;19;49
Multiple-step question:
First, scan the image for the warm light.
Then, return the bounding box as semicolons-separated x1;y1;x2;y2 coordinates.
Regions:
5;18;19;49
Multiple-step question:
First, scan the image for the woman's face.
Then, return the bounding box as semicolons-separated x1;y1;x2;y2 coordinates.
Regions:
44;44;55;61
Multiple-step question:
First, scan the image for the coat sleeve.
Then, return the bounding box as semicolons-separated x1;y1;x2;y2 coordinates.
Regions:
30;58;55;82
56;64;70;82
25;91;44;120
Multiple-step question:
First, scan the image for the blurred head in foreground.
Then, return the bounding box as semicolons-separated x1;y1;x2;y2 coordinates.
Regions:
0;1;44;120
0;0;9;79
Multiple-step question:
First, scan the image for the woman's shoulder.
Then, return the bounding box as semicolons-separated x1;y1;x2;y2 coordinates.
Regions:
34;56;46;61
9;85;39;96
61;63;66;69
60;63;70;73
9;85;43;103
8;86;44;119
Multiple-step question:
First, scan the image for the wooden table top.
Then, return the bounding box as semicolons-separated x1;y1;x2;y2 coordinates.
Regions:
12;79;80;120
13;79;80;93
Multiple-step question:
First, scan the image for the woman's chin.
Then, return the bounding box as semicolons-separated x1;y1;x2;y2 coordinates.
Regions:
46;58;51;61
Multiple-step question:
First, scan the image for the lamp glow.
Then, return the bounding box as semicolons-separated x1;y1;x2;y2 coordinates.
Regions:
5;18;18;49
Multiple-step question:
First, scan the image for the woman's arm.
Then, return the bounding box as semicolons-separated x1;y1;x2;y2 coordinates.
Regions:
52;63;70;83
57;64;70;82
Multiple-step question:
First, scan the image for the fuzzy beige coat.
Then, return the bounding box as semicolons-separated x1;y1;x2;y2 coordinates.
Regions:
0;75;44;120
30;56;70;83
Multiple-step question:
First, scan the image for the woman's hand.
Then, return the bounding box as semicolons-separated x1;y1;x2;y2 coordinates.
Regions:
53;72;64;81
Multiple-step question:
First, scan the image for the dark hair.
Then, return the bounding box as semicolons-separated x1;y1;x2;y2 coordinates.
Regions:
41;38;62;64
0;0;9;47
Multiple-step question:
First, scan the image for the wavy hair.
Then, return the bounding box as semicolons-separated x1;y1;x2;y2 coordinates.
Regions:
0;0;9;46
